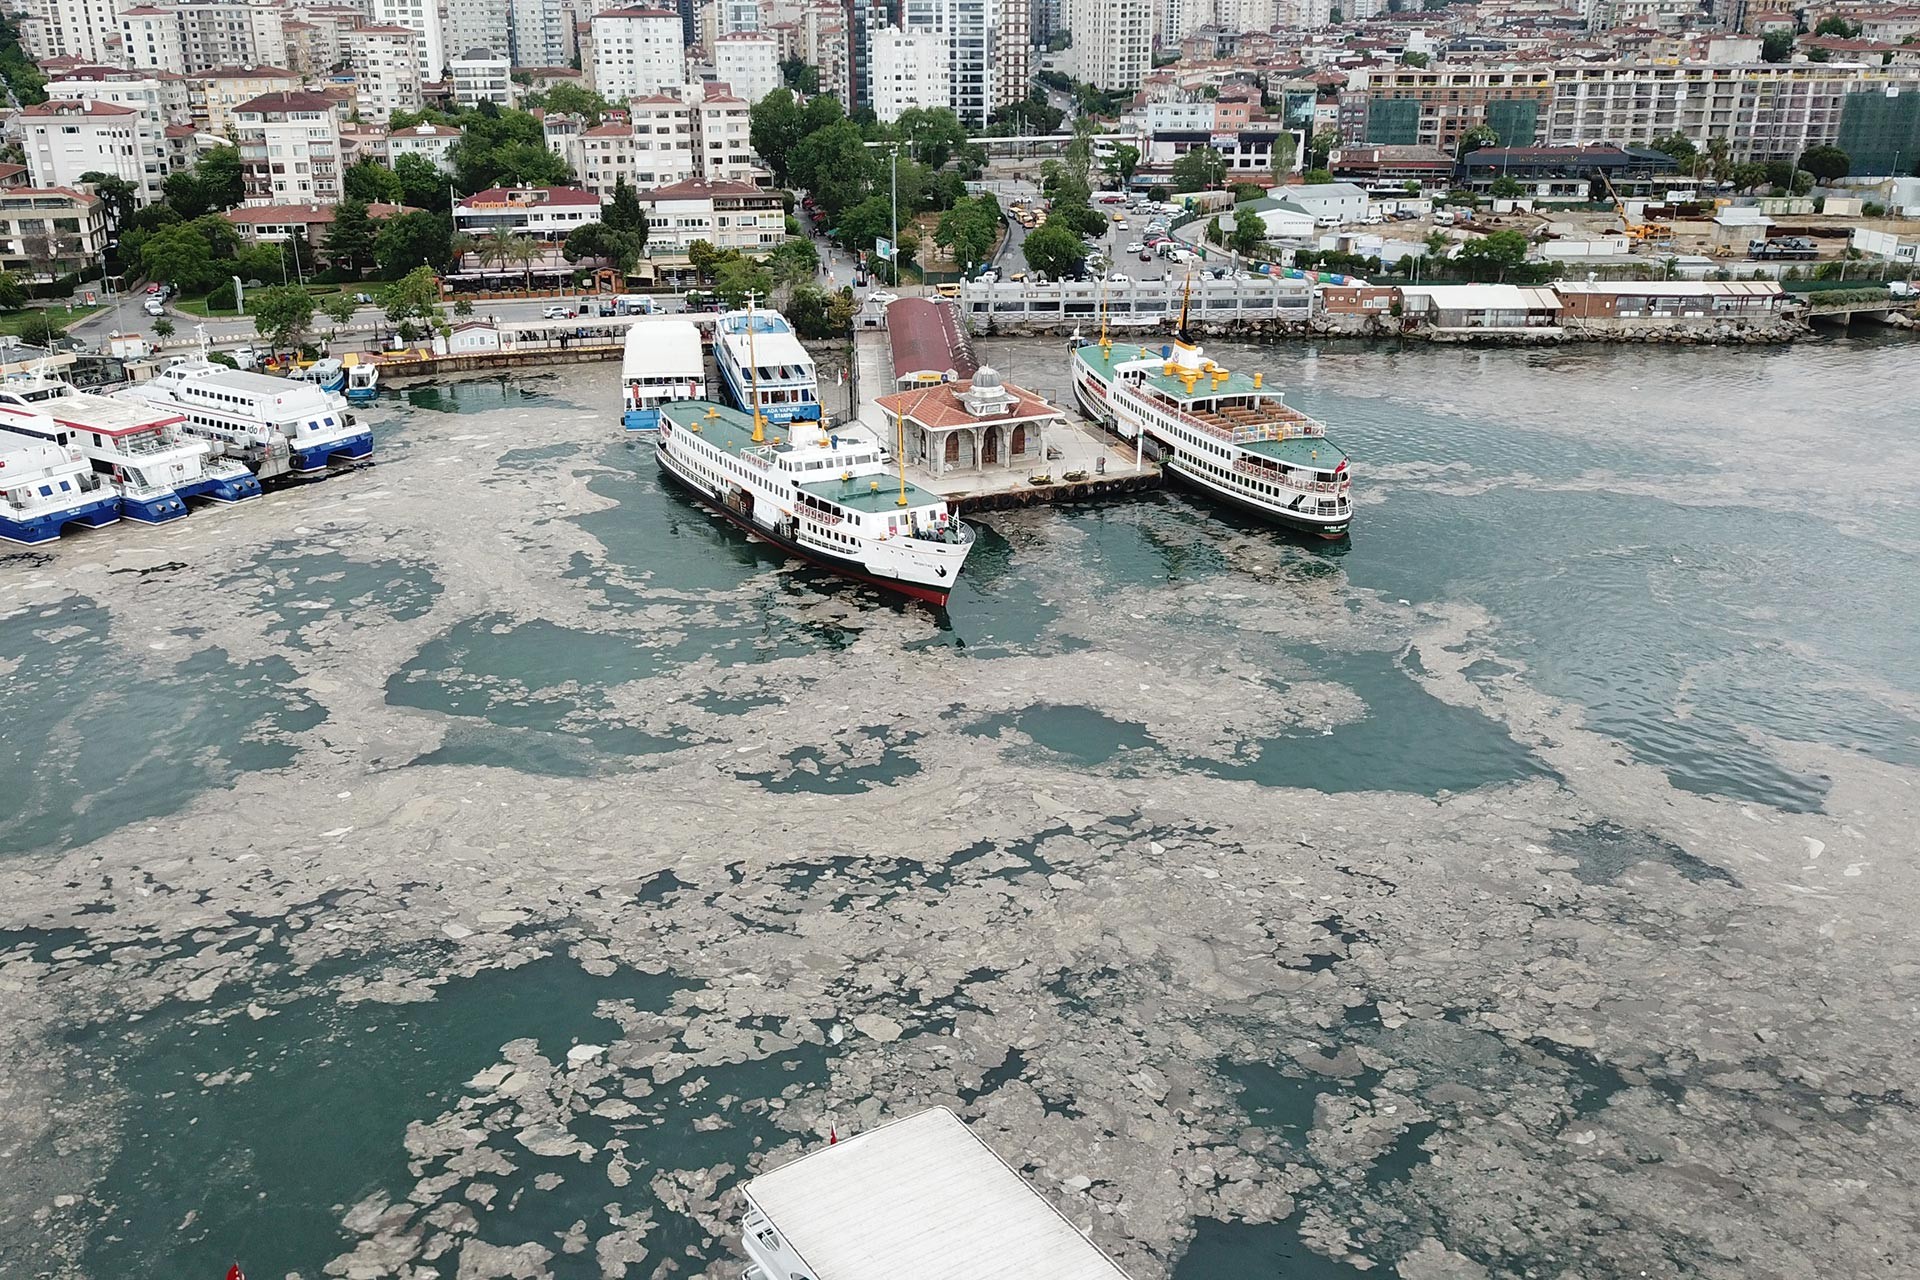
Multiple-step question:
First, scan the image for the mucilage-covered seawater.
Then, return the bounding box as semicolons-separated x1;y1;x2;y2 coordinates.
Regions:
2;340;1917;1280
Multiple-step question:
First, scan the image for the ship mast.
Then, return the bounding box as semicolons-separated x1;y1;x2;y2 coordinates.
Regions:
744;291;765;444
1176;270;1193;347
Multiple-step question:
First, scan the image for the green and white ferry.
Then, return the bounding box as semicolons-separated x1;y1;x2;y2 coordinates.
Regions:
655;401;974;604
1070;304;1352;539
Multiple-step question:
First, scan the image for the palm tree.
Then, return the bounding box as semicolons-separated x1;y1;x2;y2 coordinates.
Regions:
506;236;541;293
476;230;516;277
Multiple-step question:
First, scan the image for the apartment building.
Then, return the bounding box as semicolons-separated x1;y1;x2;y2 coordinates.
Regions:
630;93;697;187
990;0;1029;113
870;27;951;123
634;175;783;253
373;0;448;81
1066;0;1151;94
713;31;781;104
386;123;463;175
445;0;513;63
510;0;576;67
108;1;290;75
589;8;688;100
901;0;990;125
19;0;126;65
450;47;516;106
1336;65;1557;153
120;7;189;73
694;85;758;183
233;90;343;206
18;103;150;210
350;27;426;123
194;65;301;134
0;188;109;282
37;71;188;204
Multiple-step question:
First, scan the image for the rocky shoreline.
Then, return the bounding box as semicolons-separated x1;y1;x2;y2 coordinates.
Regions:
981;314;1814;345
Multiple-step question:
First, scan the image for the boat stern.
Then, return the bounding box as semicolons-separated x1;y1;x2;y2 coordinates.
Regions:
291;430;374;472
623;406;661;432
119;488;189;524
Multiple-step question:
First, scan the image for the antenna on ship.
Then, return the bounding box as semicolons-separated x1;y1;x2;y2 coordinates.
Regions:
743;290;765;444
1176;270;1194;348
1097;276;1110;354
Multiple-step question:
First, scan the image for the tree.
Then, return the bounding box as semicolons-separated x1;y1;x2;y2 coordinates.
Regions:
686;238;725;281
1651;132;1697;170
78;172;136;232
1172;147;1225;192
1762;158;1795;191
248;284;316;351
1790;168;1815;196
197;146;245;211
713;255;773;308
1761;29;1794;62
1456;124;1499;157
326;199;377;277
1705;137;1734;186
373;211;454;279
1022;219;1087;279
1104;143;1141;186
749;88;808;186
780;58;819;95
786;283;855;339
151;317;174;340
18;312;64;348
1401;51;1430;68
393;153;449;211
319;293;357;336
1229;205;1266;256
235;242;286;285
1454;229;1532;281
1490;175;1523;198
791;120;875;217
1308;129;1340;170
892;106;969;171
1205;213;1223;245
829;195;894;258
140;222;225;293
1813;15;1860;36
538;82;616;124
764;237;820;296
604;177;647;242
0;271;27;311
344;158;403;204
934;194;999;275
381;264;443;337
1798;145;1850;182
1304;168;1334;185
1731;161;1770;192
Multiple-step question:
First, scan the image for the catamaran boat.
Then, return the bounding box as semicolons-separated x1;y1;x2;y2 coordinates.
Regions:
1069;292;1352;539
621;319;706;431
738;1108;1136;1280
656;401;972;605
121;346;372;480
291;357;347;394
713;307;820;426
0;375;258;521
0;423;120;545
343;356;379;403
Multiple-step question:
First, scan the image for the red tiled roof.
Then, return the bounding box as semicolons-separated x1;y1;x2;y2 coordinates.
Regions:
885;298;976;382
457;185;601;206
877;376;1057;429
20;99;137;116
236;90;339;114
638;176;768;200
223;201;416;224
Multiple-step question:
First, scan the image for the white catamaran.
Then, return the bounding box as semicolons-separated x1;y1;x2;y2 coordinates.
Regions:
655;303;971;604
1071;288;1352;538
0;426;121;545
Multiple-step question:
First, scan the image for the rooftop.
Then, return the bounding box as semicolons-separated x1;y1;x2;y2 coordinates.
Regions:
458;185;602;208
743;1108;1133;1280
886;297;976;382
877;375;1059;430
235;90;339;115
640;176;773;201
19;99;137;117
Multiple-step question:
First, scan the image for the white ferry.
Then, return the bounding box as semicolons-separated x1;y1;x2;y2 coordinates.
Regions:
656;400;972;605
1070;301;1352;539
0;426;120;545
343;356;379;403
121;346;372;480
0;376;258;520
739;1107;1135;1280
621;319;706;431
713;307;820;426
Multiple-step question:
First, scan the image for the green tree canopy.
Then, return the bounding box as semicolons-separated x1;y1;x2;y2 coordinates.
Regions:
392;153;449;210
140;222;226;292
77;172;137;231
247;284;315;350
1813;15;1860;36
381;264;443;333
713;255;773;309
1490;175;1523;198
935;193;1001;275
792;120;875;217
326;200;377;277
1453;229;1532;280
1172;147;1225;193
779;58;819;95
1797;145;1850;182
1760;29;1794;61
749;89;807;186
373;211;454;279
1022;219;1087;280
0;271;26;311
343;158;400;204
891;106;969;170
1651;132;1696;168
1229;205;1266;256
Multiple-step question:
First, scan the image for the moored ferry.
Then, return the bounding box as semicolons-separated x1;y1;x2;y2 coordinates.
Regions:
0;376;257;520
713;307;820;426
121;345;371;480
621;319;706;431
656;400;972;605
0;426;120;545
1070;302;1352;539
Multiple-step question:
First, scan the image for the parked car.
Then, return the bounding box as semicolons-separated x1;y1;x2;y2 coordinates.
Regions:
354;292;374;303
1124;241;1146;254
542;305;575;319
145;282;161;294
935;282;961;298
1139;250;1153;262
143;299;166;317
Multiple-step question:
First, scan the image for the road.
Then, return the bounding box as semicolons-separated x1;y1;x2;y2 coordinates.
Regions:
989;195;1181;286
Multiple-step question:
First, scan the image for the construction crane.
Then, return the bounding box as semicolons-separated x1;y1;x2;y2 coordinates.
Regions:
1597;173;1660;241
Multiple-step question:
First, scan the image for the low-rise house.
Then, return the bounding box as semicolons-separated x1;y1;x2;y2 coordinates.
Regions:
876;367;1060;477
1397;284;1563;334
454;186;602;239
1552;280;1787;323
636;176;784;254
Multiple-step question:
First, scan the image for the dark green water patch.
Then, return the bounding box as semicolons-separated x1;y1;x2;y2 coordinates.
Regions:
1218;1059;1326;1150
216;545;441;652
495;442;580;467
401;377;573;414
1203;651;1548;795
694;689;784;716
1551;821;1739;888
907;519;1078;658
1366;1118;1441;1188
734;726;925;794
79;953;684;1280
1175;1215;1377;1280
0;599;325;857
966;703;1156;767
408;721;687;777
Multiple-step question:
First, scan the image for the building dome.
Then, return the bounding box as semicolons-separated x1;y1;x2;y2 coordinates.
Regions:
959;366;1014;418
971;364;1002;390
